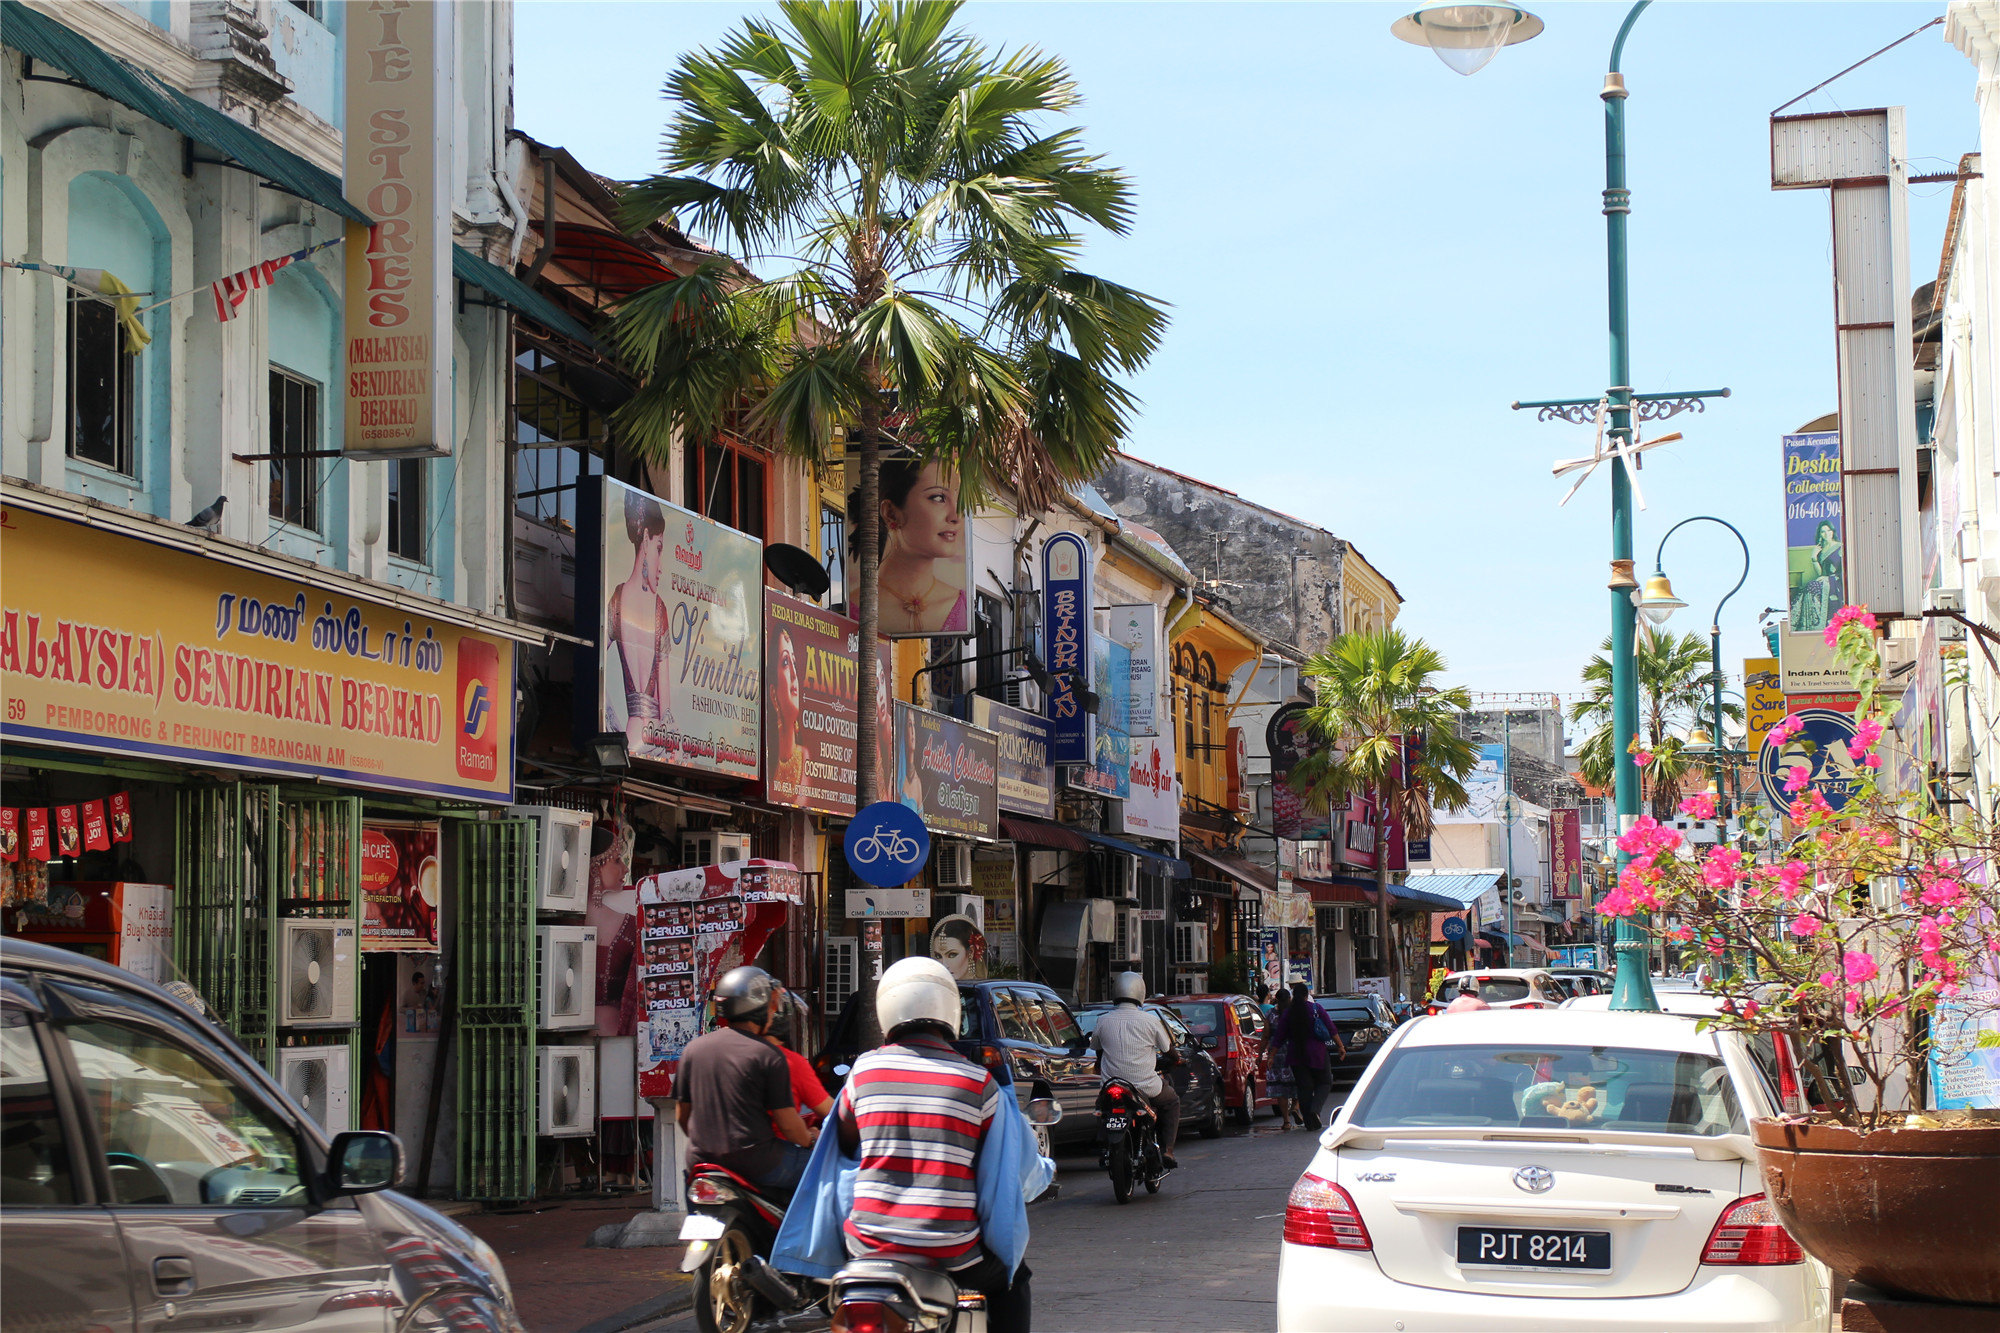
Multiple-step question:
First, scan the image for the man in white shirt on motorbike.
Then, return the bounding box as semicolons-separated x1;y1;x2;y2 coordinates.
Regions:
1086;972;1180;1169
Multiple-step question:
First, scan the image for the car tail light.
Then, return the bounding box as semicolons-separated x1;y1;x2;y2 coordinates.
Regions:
1770;1034;1805;1112
688;1177;725;1206
1283;1173;1372;1250
1425;1004;1442;1016
1222;1025;1242;1061
832;1300;910;1333
977;1043;1008;1077
1701;1195;1806;1265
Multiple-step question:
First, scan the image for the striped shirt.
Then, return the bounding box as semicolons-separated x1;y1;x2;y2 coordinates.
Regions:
840;1034;999;1269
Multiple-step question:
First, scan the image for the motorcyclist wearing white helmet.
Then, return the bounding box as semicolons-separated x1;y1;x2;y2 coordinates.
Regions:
1086;971;1180;1168
833;957;1034;1332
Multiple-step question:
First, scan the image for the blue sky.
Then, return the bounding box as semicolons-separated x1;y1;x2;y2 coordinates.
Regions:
516;1;1976;703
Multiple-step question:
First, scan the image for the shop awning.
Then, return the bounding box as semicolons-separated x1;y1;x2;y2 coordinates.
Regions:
998;816;1087;852
1297;875;1375;906
531;222;680;299
1479;929;1530;949
453;246;599;345
1186;849;1276;894
1398;871;1504;907
1077;830;1189;879
1390;882;1470;912
2;1;368;224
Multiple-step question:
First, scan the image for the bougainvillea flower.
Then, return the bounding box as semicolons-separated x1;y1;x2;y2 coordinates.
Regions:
1784;764;1811;794
1823;604;1878;647
1634;750;1654;768
1679;792;1717;820
1770;714;1804;744
1843;952;1879;984
1790;913;1822;939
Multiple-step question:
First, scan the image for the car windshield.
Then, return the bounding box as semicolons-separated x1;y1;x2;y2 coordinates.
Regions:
1439;976;1530;1003
1169;1002;1225;1037
1349;1043;1745;1136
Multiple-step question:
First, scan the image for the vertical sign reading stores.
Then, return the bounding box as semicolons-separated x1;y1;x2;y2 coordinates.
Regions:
1043;533;1091;765
344;1;453;457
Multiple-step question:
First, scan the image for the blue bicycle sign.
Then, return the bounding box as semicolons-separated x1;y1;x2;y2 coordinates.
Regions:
843;801;931;887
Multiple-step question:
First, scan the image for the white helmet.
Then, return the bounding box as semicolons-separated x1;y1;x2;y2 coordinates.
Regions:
1112;971;1146;1004
877;957;961;1039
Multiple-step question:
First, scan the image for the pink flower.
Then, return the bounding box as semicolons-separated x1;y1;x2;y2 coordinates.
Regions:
1702;848;1745;890
1742;1000;1760;1019
1771;715;1804;744
1852;718;1885;751
1634;750;1654;768
1784;763;1811;794
1817;970;1839;990
1775;860;1810;902
1790;913;1822;939
1823;604;1879;647
1863;753;1883;769
1679;792;1718;820
1843;952;1879;984
1705;939;1726;956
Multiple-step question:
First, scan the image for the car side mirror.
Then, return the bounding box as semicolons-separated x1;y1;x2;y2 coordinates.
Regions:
1026;1097;1063;1126
326;1130;402;1196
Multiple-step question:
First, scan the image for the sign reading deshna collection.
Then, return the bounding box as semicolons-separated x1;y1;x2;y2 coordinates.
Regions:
0;505;515;802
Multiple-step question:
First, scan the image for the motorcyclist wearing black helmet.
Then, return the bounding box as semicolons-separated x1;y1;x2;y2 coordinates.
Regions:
674;965;819;1198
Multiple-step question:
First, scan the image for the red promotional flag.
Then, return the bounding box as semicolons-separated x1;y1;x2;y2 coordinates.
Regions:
106;791;134;843
24;809;51;861
81;800;111;852
53;806;81;859
0;808;17;862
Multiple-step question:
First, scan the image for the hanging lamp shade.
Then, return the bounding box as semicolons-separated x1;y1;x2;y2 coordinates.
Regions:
1391;3;1544;76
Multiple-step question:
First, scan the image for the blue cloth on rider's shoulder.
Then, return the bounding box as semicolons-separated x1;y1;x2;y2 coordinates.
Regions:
770;1084;1054;1281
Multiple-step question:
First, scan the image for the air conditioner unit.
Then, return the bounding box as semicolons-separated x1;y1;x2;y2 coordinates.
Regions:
1170;971;1207;996
279;1044;352;1135
934;894;985;932
1172;922;1210;967
1104;853;1137;901
512;804;593;912
1927;586;1967;641
1000;678;1028;710
1113;907;1143;963
683;831;752;867
1350;909;1376;939
1511;889;1527;903
279;919;358;1027
537;925;599;1030
538;1045;597;1137
934;842;973;888
824;937;859;1023
1087;899;1119;944
1028;850;1065;886
1354;934;1380;961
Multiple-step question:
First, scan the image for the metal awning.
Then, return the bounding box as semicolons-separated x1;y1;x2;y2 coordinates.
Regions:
1398;870;1505;906
1186;849;1276;894
1077;829;1189;880
453;246;599;345
1299;876;1374;906
1390;882;1470;912
530;222;679;299
998;816;1087;853
2;1;368;223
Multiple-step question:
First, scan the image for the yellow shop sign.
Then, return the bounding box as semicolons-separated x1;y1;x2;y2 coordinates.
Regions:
1;506;514;802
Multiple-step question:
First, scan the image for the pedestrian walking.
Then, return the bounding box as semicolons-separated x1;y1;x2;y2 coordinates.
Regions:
1264;990;1300;1129
1269;982;1344;1130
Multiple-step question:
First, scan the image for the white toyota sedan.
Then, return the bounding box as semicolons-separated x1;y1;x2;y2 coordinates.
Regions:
1275;1010;1830;1332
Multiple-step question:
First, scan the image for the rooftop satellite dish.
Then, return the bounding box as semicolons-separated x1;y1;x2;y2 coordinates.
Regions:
764;543;831;600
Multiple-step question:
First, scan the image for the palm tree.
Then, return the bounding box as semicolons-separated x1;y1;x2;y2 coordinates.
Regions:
1569;631;1743;817
1291;629;1479;999
610;1;1166;1038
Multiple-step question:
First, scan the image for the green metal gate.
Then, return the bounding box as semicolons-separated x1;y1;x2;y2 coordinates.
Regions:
454;817;536;1203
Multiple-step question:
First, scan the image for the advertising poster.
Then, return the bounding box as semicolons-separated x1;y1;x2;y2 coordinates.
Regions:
1042;533;1092;764
1093;635;1133;798
1549;808;1582;901
598;478;762;779
1745;657;1785;755
0;506;515;803
1108;604;1161;737
1268;702;1332;840
397;954;443;1040
1781;434;1850;692
359;820;441;951
968;697;1054;820
764;591;886;817
893;702;1000;840
843;453;972;637
972;854;1017;965
1759;707;1864;813
1122;734;1181;840
588;816;639;1038
635;861;802;1100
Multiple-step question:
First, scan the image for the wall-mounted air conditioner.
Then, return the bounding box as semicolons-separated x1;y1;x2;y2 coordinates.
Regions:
279;1044;352;1135
934;842;973;888
825;937;859;1023
512;804;594;912
683;831;752;867
934;894;985;932
1170;971;1206;996
1172;922;1209;967
537;925;599;1030
1350;909;1376;939
1114;907;1143;963
538;1045;597;1137
1104;853;1137;901
1028;850;1065;886
1087;899;1119;944
279;919;358;1027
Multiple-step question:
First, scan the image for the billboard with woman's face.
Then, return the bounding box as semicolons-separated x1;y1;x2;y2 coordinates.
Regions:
846;454;972;638
763;591;892;816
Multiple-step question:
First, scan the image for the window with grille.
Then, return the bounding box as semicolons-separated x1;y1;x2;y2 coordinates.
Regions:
820;505;847;612
387;458;425;560
684;438;767;538
67;295;135;475
974;594;1005;693
514;346;604;532
267;367;321;531
824;937;859;1028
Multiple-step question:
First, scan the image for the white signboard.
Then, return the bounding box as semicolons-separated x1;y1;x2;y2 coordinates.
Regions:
844;887;930;918
1121;734;1180;840
1108;604;1161;737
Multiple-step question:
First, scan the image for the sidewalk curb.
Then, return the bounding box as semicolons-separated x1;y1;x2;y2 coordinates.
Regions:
574;1281;696;1333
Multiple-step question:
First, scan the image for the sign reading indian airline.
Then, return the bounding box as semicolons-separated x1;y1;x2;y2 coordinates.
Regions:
343;0;454;457
1042;532;1091;764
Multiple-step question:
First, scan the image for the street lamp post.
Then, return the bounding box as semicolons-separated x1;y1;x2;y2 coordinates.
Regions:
1396;0;1731;1013
1638;515;1752;816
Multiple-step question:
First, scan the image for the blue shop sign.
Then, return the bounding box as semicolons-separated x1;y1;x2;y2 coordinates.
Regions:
1042;533;1092;765
1757;707;1863;813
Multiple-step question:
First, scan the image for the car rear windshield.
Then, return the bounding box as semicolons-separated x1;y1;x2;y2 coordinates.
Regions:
1170;1002;1225;1037
1436;976;1531;1003
1348;1043;1745;1136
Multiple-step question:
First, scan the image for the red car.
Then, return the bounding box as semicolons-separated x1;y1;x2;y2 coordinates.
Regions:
1167;993;1275;1126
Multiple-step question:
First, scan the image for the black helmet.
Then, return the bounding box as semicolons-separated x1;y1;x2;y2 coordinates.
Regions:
712;965;775;1025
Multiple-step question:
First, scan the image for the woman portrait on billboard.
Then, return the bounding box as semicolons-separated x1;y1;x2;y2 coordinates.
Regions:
930;915;985;980
852;458;969;636
608;487;672;752
898;706;926;815
1789;519;1844;633
770;629;807;800
874;668;896;805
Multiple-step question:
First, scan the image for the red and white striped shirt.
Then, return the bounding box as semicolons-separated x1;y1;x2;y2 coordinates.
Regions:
840;1033;998;1269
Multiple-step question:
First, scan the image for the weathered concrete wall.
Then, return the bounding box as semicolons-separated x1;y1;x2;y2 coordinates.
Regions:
1095;455;1344;656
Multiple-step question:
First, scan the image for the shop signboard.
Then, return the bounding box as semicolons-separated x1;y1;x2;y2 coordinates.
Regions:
1121;734;1180;840
1108;604;1160;736
892;702;999;840
841;455;974;638
1745;656;1785;755
971;854;1017;966
1042;533;1092;763
342;0;453;457
968;696;1054;820
763;591;886;817
360;820;440;952
1550;808;1582;901
1069;635;1131;799
1268;701;1332;840
843;886;930;917
1929;907;2000;1111
0;506;515;802
594;478;762;780
1781;433;1845;680
1759;706;1863;813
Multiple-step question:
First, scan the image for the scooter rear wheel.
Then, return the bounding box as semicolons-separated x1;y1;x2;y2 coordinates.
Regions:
693;1206;760;1333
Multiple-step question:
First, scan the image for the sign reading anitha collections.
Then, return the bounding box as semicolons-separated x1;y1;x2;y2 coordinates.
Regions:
343;0;454;456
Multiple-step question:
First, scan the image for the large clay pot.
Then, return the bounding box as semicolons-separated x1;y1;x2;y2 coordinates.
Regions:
1753;1117;2000;1306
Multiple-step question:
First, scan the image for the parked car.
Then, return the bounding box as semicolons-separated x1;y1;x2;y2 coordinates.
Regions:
1075;1002;1225;1138
1562;991;1853;1115
816;978;1102;1146
1274;1007;1831;1332
1550;967;1614;998
1424;968;1567;1014
0;938;524;1332
1165;993;1275;1125
1312;993;1398;1083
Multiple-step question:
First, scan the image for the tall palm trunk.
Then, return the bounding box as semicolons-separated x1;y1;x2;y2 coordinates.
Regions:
849;395;885;1049
1373;789;1398;999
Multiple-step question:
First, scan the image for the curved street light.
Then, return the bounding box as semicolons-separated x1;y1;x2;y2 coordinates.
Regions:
1391;3;1545;76
1644;515;1752;817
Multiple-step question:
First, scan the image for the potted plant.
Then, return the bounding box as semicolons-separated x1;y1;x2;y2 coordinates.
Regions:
1600;605;2000;1306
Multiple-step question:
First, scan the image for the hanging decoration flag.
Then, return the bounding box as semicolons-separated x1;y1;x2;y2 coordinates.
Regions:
52;806;81;859
211;238;343;322
107;791;134;843
0;809;17;862
24;809;51;862
0;263;151;351
81;801;111;853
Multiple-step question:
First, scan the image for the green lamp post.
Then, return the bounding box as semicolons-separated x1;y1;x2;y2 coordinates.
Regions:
1638;515;1752;819
1395;0;1732;1012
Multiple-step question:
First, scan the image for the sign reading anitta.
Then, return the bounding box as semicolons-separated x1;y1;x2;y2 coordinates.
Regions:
843;800;931;888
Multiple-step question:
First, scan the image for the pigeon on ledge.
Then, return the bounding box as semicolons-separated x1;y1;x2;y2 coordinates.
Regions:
187;494;226;534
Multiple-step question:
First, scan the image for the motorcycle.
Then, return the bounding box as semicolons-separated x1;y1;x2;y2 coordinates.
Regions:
1095;1077;1169;1204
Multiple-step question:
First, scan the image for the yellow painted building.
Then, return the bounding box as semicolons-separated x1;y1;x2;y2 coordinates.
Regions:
1169;598;1263;849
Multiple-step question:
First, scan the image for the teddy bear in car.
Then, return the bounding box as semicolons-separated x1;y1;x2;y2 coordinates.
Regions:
1537;1083;1601;1124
